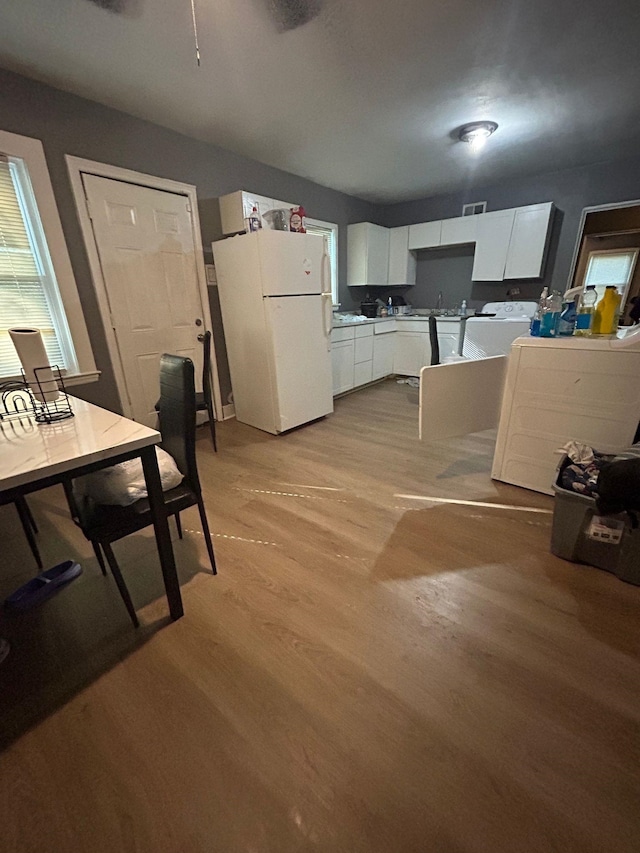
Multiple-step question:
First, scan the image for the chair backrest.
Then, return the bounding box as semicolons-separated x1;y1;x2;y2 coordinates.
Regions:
158;354;201;494
428;315;440;366
202;330;212;407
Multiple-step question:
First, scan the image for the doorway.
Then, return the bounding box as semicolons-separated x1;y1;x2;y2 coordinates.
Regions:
567;200;640;325
67;157;222;425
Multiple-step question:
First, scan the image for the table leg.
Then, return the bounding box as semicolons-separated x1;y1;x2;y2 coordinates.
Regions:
141;445;184;621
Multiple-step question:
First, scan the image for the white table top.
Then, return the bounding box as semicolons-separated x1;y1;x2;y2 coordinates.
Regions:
0;395;160;492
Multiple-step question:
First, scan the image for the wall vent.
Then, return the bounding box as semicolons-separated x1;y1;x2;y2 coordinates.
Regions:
462;201;487;216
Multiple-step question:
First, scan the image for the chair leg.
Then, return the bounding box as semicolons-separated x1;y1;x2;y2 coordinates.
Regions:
207;402;217;452
175;513;183;540
92;541;107;576
101;543;139;628
15;498;43;570
196;496;217;575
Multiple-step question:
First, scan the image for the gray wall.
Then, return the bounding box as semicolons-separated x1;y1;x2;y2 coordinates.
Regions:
0;68;377;410
380;156;640;311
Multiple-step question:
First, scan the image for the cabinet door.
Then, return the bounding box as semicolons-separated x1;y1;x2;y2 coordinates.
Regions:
354;334;374;364
394;332;431;376
354;360;373;387
372;333;395;379
472;209;516;281
440;215;477;246
347;223;389;286
504;203;553;279
331;340;355;395
408;220;442;250
388;226;417;285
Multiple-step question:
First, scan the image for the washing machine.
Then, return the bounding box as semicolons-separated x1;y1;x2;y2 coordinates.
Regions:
462;301;537;359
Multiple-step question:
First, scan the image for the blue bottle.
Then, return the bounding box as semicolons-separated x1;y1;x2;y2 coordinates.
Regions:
558;299;577;336
540;290;562;337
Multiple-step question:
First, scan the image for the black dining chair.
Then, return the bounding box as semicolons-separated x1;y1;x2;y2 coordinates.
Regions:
196;330;217;452
428;315;440;366
70;354;217;627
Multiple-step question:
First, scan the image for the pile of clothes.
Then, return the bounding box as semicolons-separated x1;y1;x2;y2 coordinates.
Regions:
560;441;640;518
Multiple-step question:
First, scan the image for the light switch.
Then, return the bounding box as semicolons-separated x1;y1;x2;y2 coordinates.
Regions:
205;264;217;285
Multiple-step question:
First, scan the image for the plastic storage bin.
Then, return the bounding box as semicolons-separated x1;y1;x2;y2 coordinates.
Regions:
551;456;640;585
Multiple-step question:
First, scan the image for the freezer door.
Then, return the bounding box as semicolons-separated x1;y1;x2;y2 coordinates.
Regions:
257;230;325;296
265;295;333;432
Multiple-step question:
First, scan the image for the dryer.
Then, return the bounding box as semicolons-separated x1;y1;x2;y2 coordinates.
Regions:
462;301;536;359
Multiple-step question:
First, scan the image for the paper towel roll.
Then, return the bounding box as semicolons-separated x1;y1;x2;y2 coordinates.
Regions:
9;328;60;403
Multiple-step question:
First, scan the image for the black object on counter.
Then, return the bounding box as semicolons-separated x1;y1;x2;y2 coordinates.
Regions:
360;295;378;318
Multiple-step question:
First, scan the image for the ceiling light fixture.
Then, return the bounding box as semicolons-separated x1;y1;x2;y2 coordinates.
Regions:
458;121;498;150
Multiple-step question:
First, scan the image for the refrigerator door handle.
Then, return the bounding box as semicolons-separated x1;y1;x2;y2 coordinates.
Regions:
322;292;333;349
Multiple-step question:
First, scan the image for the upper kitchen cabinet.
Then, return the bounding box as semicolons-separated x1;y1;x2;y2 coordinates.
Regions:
408;220;442;250
347;222;390;286
388;226;417;285
440;214;477;246
471;209;516;281
504;202;554;279
219;190;298;235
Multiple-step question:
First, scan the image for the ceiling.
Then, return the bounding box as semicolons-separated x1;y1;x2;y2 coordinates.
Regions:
1;0;640;202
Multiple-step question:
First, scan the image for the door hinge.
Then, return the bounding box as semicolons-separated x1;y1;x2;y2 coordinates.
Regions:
186;202;192;213
84;193;94;220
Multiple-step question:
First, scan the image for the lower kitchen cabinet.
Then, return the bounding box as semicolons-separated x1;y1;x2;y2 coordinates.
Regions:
331;326;356;394
394;331;431;376
372;331;395;380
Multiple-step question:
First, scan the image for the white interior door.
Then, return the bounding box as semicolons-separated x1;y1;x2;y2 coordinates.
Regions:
83;174;205;425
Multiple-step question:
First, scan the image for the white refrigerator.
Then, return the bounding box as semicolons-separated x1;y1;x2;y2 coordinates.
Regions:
212;229;334;435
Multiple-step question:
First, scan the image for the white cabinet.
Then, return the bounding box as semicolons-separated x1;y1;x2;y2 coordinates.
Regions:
372;326;395;379
219;190;297;235
394;332;431;376
353;325;374;386
472;209;516;281
441;215;477;246
388;226;417;285
331;328;355;394
504;202;553;279
408;220;442;250
347;223;390;286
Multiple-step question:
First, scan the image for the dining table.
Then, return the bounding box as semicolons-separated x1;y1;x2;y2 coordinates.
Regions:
0;394;183;620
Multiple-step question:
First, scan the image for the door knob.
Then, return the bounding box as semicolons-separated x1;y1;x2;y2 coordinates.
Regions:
197;333;204;342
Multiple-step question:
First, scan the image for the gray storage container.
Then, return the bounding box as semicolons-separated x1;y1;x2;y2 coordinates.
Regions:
551;456;640;585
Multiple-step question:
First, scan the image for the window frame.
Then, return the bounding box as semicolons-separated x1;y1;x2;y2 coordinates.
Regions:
0;129;97;384
305;217;339;306
583;247;639;306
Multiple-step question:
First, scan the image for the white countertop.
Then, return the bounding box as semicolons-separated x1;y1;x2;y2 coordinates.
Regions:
333;314;465;328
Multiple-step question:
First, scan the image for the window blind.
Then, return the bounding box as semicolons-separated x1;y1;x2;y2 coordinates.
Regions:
306;221;338;302
584;250;638;302
0;155;65;378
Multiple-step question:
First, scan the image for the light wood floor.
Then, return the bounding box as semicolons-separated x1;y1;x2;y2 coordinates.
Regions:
1;380;639;853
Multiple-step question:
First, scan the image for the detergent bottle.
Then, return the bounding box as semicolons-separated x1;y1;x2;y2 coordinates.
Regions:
574;285;597;336
591;286;621;336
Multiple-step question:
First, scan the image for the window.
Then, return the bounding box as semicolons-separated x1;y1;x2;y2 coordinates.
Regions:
0;130;96;383
305;218;339;305
584;249;638;304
